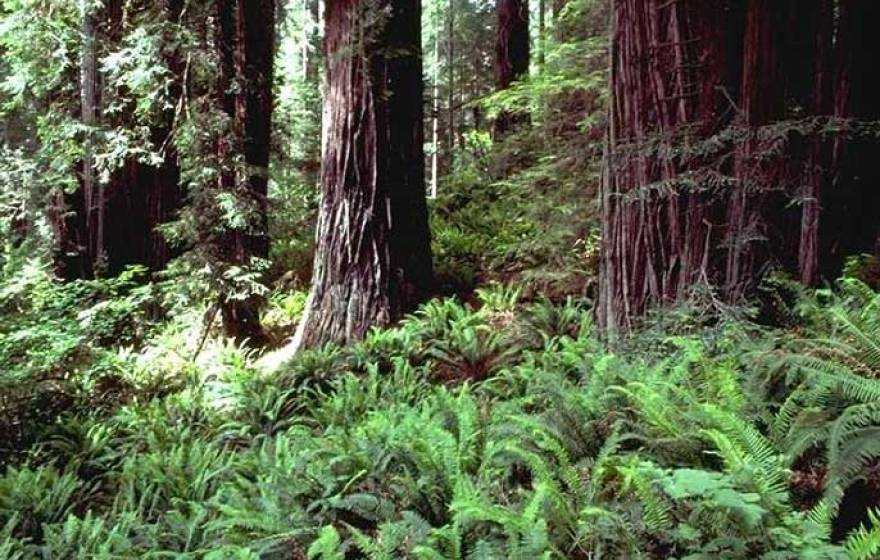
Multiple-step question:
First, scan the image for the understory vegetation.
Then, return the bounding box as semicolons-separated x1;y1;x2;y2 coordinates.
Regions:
3;0;880;556
4;243;880;558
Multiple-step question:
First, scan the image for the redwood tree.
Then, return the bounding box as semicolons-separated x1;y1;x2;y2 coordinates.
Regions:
493;0;529;136
599;0;878;333
52;0;184;280
599;0;746;333
214;0;276;345
292;0;433;350
820;0;880;280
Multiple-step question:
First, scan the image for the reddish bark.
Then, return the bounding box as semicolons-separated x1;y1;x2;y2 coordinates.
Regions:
724;0;833;297
598;0;866;333
293;0;433;350
599;0;745;332
820;0;880;278
52;0;184;280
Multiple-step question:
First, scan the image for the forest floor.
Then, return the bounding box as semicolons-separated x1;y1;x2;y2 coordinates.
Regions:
3;137;880;558
3;247;880;558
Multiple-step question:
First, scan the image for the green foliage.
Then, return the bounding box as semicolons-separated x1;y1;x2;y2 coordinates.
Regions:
845;509;880;560
758;279;880;523
0;258;162;463
3;275;880;557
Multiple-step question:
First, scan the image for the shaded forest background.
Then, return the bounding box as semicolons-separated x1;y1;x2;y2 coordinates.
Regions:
2;0;880;558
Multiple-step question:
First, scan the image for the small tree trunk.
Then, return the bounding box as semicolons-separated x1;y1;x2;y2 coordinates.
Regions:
493;0;530;137
215;0;275;346
293;0;433;350
431;9;440;199
537;0;545;69
447;0;455;161
80;0;100;274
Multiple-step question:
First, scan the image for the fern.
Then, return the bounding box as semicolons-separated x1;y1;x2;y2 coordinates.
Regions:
616;458;674;533
308;525;344;560
845;509;880;560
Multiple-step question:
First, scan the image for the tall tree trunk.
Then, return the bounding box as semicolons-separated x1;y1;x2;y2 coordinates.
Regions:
431;10;440;199
551;0;565;41
600;0;878;333
725;0;832;297
53;0;184;281
293;0;433;350
821;0;880;278
537;0;545;69
103;0;184;276
798;0;834;285
447;0;455;161
493;0;529;137
215;0;276;346
81;0;100;274
599;0;745;333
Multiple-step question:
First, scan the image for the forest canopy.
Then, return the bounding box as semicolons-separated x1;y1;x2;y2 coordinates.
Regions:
1;0;880;558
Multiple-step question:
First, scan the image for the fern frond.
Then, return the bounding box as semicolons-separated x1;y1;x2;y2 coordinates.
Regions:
844;508;880;560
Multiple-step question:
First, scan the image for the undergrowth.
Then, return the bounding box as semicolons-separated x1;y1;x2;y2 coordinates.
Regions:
3;262;880;558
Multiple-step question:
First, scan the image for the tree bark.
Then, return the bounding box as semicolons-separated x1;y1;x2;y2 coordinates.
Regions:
725;0;836;297
599;0;745;333
447;0;455;160
293;0;433;350
493;0;530;136
215;0;276;346
431;8;441;199
600;0;879;333
104;0;184;277
53;0;184;280
82;0;100;273
537;0;545;69
820;0;880;278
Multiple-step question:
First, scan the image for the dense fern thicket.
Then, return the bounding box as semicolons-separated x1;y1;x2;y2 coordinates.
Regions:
3;257;880;557
3;0;880;556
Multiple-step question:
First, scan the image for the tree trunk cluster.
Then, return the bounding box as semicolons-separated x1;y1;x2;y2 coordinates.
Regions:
52;0;185;281
599;0;880;333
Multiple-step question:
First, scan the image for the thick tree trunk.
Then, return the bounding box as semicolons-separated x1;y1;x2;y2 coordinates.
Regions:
798;0;834;285
293;0;433;350
821;0;880;277
215;0;276;346
493;0;529;136
600;0;878;333
725;0;836;297
599;0;745;333
104;0;184;276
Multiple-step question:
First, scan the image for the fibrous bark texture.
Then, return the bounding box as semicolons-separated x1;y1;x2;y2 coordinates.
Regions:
493;0;530;136
293;0;433;350
215;0;276;345
600;0;878;334
600;0;745;333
